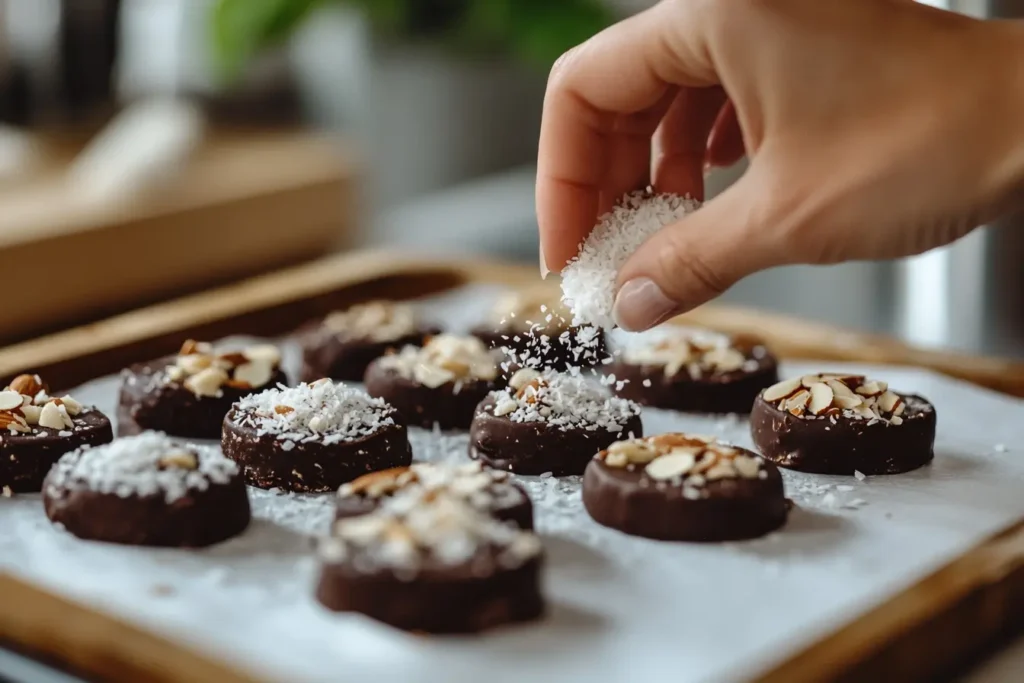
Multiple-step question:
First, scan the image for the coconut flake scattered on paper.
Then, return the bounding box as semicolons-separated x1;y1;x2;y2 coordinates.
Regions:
561;190;701;329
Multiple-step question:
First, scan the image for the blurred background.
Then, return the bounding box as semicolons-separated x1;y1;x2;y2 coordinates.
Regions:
0;0;1019;360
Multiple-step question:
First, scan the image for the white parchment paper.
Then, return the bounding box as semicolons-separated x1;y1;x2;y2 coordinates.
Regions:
3;285;1024;683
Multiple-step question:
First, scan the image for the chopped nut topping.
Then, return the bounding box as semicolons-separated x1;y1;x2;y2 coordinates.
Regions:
763;374;908;425
377;335;498;388
158;451;199;470
0;391;22;411
170;341;281;398
322;301;417;342
274;405;294;415
599;432;764;488
7;374;45;397
508;368;542;391
622;328;764;379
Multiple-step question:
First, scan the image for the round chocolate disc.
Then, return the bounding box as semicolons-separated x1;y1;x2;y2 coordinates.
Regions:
604;327;778;414
363;335;501;430
469;370;643;476
222;380;411;492
118;341;287;440
750;373;936;475
316;494;544;633
336;461;533;530
43;431;251;547
297;301;437;383
0;375;113;493
583;433;788;542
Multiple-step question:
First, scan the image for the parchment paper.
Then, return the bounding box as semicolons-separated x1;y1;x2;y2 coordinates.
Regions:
3;284;1024;683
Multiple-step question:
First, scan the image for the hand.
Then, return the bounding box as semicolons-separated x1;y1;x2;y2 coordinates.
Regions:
536;0;1024;331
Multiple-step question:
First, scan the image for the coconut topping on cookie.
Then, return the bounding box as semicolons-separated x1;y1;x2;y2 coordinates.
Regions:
489;369;640;433
0;374;90;435
377;334;498;389
762;374;922;426
46;432;237;503
598;432;767;498
320;493;541;573
620;327;764;378
231;379;397;444
340;461;521;508
321;301;417;342
161;339;282;399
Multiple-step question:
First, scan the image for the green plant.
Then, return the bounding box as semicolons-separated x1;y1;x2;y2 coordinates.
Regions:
212;0;615;79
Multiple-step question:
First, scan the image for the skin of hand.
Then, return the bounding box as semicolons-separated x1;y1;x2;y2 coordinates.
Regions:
536;0;1024;331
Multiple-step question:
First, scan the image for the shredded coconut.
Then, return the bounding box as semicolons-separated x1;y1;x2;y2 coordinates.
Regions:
231;380;396;445
320;493;541;574
488;370;639;433
561;190;701;328
46;432;237;503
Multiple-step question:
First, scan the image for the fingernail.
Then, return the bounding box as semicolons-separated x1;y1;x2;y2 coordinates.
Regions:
613;278;679;331
539;243;550;280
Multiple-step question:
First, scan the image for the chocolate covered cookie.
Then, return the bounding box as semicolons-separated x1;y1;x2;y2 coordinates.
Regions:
604;327;777;414
118;340;287;439
364;334;501;430
0;375;113;493
751;373;937;475
316;493;544;633
43;431;250;547
223;379;411;492
583;432;788;542
336;460;533;530
299;301;437;383
469;369;642;476
472;286;605;371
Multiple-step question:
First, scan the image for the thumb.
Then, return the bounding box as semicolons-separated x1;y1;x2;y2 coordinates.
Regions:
612;173;780;331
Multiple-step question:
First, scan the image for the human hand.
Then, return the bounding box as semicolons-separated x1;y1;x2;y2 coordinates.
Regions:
537;0;1024;331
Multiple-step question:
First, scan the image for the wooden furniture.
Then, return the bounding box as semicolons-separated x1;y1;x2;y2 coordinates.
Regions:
1;250;1022;683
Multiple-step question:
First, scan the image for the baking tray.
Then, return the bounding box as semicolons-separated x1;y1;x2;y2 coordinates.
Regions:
1;250;1023;683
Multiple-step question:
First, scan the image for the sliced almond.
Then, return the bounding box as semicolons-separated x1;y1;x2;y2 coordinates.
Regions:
38;401;65;430
705;461;738;481
808;382;835;415
414;363;455;389
801;374;823;389
876;391;901;413
733;455;761;479
508;368;541;391
344;467;411;495
603;451;629;468
824;379;857;399
274;405;294;415
58;395;83;416
892;402;906;417
889;415;904;426
177;354;212;375
650;433;712;450
703;347;746;373
21;404;41;425
233;361;274;389
855;380;888;397
242;344;282;367
833;395;864;410
0;391;23;411
645;451;697;480
493;398;519;417
0;412;29;433
179;339;202;355
785;390;811;415
184;367;229;398
159;451;199;470
166;365;187;382
8;374;44;397
763;377;803;403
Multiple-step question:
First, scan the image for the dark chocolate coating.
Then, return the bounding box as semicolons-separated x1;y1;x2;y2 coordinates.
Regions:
0;411;113;493
749;393;937;475
472;325;605;371
316;551;544;633
117;357;289;440
334;471;534;530
43;466;250;547
604;355;778;415
468;397;643;476
222;408;412;492
363;361;496;431
299;325;440;383
582;450;789;542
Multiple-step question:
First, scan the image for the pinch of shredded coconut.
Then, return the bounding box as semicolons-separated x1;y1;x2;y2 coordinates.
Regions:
486;370;639;433
46;432;236;504
561;190;701;329
231;380;395;445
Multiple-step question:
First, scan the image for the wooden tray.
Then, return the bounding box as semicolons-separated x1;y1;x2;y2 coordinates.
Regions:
1;249;1022;683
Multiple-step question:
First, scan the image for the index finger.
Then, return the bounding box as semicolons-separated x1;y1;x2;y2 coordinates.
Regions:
536;1;719;271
